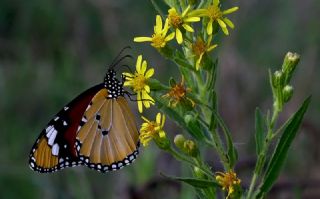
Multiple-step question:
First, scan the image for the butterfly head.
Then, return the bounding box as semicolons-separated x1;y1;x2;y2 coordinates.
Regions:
104;69;124;99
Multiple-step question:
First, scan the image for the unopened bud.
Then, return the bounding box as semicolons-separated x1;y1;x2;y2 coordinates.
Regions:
174;134;186;150
184;140;199;157
184;114;193;124
282;52;300;84
283;85;294;102
193;166;205;178
272;70;284;89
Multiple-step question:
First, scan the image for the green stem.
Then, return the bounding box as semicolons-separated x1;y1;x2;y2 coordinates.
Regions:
247;108;281;198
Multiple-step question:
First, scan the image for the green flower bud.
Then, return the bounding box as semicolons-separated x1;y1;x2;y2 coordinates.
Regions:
193;166;205;178
174;134;186;150
283;85;294;103
282;52;300;84
184;140;199;157
272;70;284;89
184;114;193;124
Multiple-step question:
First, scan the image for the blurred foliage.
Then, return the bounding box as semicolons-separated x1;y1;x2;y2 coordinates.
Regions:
0;0;319;198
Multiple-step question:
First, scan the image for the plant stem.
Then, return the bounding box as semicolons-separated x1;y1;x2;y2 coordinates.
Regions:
247;108;281;198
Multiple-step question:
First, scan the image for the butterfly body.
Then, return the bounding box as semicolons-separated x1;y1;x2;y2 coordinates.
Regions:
29;69;139;173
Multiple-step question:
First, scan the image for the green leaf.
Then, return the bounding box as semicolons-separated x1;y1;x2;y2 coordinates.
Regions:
256;96;311;197
160;173;219;188
255;108;266;155
211;109;238;168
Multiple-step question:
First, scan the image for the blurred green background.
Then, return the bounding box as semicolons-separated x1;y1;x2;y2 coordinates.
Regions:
0;0;319;198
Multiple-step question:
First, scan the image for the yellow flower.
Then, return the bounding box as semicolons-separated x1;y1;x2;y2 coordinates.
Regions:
190;0;238;35
216;171;241;199
167;6;200;44
163;76;195;107
192;35;217;70
140;113;166;147
134;15;175;49
123;55;155;113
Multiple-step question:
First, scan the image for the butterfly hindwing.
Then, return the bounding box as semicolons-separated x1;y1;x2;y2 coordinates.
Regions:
75;88;140;172
29;84;104;173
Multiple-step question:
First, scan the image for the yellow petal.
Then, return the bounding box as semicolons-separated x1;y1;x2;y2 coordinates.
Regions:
162;18;170;36
159;130;166;138
155;15;163;33
134;37;152;42
182;5;190;17
223;17;235;29
123;81;132;87
161;114;166;127
156;113;161;124
207;44;218;52
184;17;200;22
142;91;150;107
136;55;142;72
122;72;133;77
144;85;150;93
141;60;147;74
141;116;150;123
165;32;175;41
217;18;226;28
207;20;213;35
196;53;204;70
137;92;143;113
217;19;229;35
213;0;220;7
176;29;183;44
222;7;239;15
145;68;154;78
182;24;194;32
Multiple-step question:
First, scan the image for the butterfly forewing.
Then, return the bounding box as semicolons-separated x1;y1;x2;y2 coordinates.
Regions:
29;84;104;173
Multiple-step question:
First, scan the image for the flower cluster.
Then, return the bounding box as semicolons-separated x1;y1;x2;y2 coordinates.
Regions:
123;55;155;113
134;1;238;70
140;113;166;147
216;171;241;198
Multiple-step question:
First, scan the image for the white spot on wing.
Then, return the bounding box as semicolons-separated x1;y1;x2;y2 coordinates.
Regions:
52;143;60;156
48;129;57;146
63;121;67;126
54;116;59;121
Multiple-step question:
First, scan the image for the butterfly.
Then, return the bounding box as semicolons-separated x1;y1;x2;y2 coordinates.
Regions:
29;48;140;173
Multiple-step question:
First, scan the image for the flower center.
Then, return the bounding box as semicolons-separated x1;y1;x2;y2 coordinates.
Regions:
168;10;183;28
151;34;165;48
169;84;186;100
207;5;222;20
192;39;207;56
132;73;146;91
216;171;241;191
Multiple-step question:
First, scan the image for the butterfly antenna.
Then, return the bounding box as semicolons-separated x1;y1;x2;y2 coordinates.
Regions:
115;64;133;74
109;46;131;68
110;54;133;69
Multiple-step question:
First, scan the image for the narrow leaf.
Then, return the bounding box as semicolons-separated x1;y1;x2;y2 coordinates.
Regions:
255;108;266;155
211;109;238;168
161;173;219;188
256;96;311;197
